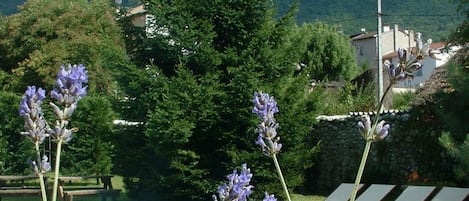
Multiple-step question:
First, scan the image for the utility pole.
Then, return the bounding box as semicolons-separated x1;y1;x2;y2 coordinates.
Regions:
377;0;384;109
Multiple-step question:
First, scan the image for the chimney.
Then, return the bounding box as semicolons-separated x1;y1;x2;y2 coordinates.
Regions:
383;24;390;32
409;30;415;50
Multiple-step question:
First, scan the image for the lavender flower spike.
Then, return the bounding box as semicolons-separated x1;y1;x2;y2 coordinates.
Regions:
214;164;254;201
47;64;87;143
374;120;390;141
357;115;372;139
252;91;282;156
357;114;390;142
51;64;88;105
263;192;277;201
19;86;48;144
27;155;50;175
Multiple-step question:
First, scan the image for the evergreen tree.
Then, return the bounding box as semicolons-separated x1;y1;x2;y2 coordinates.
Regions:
116;1;332;200
60;96;117;175
438;1;469;185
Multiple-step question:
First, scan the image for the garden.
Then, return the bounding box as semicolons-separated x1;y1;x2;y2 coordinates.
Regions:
0;0;468;201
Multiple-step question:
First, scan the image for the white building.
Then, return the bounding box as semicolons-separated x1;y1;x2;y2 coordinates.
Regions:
384;43;460;91
350;24;458;91
127;5;162;38
351;24;415;68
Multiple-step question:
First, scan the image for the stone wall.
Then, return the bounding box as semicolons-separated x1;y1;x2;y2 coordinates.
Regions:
306;111;454;192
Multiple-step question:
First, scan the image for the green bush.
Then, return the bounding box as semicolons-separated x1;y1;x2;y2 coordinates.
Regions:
0;91;34;174
392;91;415;111
60;95;116;175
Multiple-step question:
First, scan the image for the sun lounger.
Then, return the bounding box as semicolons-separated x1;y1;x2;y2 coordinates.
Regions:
395;186;436;201
431;187;469;201
325;183;364;201
355;184;395;201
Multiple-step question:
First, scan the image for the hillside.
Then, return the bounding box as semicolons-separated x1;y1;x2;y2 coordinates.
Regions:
0;0;139;15
277;0;463;41
1;0;464;41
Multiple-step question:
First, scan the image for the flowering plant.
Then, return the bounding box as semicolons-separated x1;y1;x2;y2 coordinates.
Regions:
18;64;88;201
349;33;439;201
213;91;290;201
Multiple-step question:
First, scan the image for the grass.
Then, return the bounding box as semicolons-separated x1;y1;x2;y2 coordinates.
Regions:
1;194;324;201
1;176;326;201
291;194;326;201
0;176;131;201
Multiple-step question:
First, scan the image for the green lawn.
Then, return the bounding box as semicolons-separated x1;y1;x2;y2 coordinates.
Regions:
0;194;324;201
291;194;326;201
1;176;326;201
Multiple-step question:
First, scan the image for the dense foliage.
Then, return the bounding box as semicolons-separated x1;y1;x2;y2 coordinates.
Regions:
437;0;469;186
60;96;117;175
291;22;359;81
114;0;361;200
2;0;466;200
0;0;124;176
437;60;469;185
0;0;125;95
0;91;33;175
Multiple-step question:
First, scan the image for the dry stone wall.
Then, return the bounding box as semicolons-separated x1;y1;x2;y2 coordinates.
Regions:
308;111;454;192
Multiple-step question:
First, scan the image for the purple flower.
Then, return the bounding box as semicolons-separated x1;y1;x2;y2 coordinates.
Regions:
357;115;390;142
40;155;51;173
214;164;254;201
252;91;282;156
19;86;46;117
19;86;48;144
374;121;390;141
390;34;437;84
357;115;372;139
27;155;50;175
27;158;39;175
48;64;87;142
48;123;75;143
263;192;277;201
51;64;88;105
252;91;279;121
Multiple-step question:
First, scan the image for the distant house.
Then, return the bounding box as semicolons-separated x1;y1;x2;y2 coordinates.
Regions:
127;5;147;27
351;24;415;68
384;43;460;91
350;24;459;91
127;5;160;38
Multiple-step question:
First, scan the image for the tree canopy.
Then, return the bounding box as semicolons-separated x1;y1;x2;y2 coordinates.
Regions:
114;0;343;200
0;0;124;176
0;0;126;95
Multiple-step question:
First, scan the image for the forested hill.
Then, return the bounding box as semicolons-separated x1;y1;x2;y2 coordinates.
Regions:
0;0;139;15
276;0;463;41
1;0;463;41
